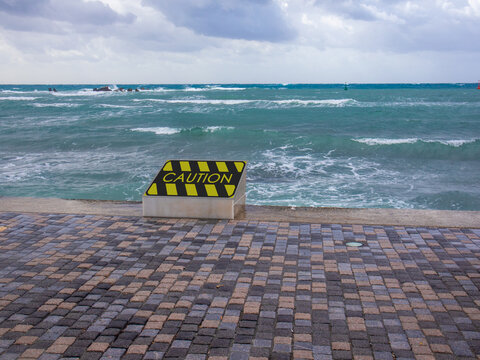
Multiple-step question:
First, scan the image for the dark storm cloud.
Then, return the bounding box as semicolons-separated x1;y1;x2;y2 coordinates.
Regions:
143;0;296;42
0;0;135;29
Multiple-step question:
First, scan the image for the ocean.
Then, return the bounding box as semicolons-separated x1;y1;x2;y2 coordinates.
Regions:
1;83;479;210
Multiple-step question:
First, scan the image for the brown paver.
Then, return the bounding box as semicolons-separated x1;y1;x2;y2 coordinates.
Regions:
0;211;479;359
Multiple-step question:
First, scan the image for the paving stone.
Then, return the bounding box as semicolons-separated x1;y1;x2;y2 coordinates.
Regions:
0;212;479;360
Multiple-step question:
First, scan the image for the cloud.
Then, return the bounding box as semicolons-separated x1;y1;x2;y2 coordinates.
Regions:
0;0;135;30
143;0;296;42
0;0;480;83
295;0;480;53
314;0;381;21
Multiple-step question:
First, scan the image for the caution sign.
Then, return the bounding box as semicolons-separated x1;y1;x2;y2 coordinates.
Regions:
145;160;246;198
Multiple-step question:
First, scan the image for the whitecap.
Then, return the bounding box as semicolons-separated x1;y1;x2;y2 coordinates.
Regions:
354;137;477;147
135;99;252;105
52;89;110;97
96;104;138;109
131;127;180;135
149;87;176;92
1;90;47;94
273;99;356;106
0;96;37;101
353;138;419;146
426;139;477;147
183;87;208;92
134;98;355;106
32;102;80;108
207;86;246;91
183;86;246;92
204;126;234;132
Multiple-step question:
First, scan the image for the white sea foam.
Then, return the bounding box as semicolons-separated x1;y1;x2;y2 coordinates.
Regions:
0;96;37;101
354;138;419;146
136;99;252;105
204;126;235;132
177;99;250;105
32;102;80;108
429;139;477;147
1;90;44;94
207;86;246;91
183;86;246;92
246;145;412;208
96;104;139;109
131;127;180;135
273;99;356;106
134;98;356;107
131;126;234;135
1;89;51;95
148;87;176;92
354;138;477;147
183;87;206;92
52;89;111;97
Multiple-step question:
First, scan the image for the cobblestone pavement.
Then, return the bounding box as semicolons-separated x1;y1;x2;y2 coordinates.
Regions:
0;212;480;360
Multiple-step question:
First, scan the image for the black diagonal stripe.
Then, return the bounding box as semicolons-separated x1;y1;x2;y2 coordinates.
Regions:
225;161;236;173
195;183;207;197
171;160;182;173
153;169;163;184
157;182;167;196
215;183;228;197
176;182;187;197
207;160;217;173
190;161;201;173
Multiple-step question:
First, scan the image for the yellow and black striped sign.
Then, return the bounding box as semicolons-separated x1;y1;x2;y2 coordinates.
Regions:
145;160;246;198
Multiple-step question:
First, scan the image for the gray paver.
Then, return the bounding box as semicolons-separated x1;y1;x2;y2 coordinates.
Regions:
0;212;479;359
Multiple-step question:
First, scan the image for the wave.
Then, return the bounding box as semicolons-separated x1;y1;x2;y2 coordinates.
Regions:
1;90;45;94
32;102;80;108
207;86;246;91
52;89;111;97
134;98;356;107
353;138;478;147
147;87;176;92
0;96;38;101
435;139;477;147
273;99;356;106
1;89;51;95
95;104;141;109
204;126;235;132
354;138;419;146
131;127;180;135
1;90;23;93
130;126;235;135
379;100;479;108
183;86;246;92
246;146;413;208
135;99;252;105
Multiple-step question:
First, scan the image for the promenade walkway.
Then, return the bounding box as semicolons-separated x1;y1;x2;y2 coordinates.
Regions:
0;210;479;359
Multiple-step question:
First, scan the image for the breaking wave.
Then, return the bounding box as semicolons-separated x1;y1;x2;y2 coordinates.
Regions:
0;96;38;101
134;98;356;107
130;126;235;135
32;102;80;108
354;138;478;147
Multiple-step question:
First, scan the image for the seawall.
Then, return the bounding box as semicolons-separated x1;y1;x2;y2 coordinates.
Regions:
1;196;479;227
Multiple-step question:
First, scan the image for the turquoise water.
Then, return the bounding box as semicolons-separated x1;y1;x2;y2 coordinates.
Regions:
1;83;480;210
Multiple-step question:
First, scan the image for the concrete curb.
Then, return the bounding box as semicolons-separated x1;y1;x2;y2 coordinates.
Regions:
1;196;479;228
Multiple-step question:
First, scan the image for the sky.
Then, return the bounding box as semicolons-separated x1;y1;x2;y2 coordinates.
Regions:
0;0;479;84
